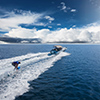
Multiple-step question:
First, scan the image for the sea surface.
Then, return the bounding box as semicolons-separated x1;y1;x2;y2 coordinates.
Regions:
0;44;100;100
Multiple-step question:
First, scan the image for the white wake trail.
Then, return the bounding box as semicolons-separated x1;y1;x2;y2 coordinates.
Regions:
0;52;48;76
0;52;70;100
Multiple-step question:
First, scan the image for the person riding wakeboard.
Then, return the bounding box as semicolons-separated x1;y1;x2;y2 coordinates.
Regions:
12;61;21;70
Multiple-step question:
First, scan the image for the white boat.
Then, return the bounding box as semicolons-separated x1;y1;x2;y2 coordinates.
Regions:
48;45;67;55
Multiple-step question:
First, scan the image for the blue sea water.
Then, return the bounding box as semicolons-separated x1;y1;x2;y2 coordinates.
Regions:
0;44;100;100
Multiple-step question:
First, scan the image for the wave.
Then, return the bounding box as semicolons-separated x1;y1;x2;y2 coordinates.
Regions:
0;52;70;100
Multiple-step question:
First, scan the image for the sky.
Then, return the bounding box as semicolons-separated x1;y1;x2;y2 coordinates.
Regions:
0;0;100;43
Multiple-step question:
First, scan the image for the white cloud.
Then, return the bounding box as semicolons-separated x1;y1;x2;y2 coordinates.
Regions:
72;25;76;28
44;25;100;43
77;30;92;42
59;2;76;13
61;2;66;10
57;24;61;26
48;26;52;28
34;29;50;39
5;27;50;40
44;16;54;23
71;9;76;12
60;2;67;12
4;23;100;43
1;9;100;43
82;23;100;33
5;27;37;38
0;10;45;32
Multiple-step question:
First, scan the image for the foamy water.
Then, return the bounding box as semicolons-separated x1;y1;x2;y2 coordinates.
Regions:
0;52;70;100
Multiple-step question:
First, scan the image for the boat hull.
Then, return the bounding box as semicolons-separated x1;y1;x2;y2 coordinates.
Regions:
48;47;67;55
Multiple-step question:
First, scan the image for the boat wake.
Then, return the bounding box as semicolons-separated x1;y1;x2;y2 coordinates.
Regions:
0;52;70;100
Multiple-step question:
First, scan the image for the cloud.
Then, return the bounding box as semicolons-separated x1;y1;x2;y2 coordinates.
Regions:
72;25;76;28
48;26;52;28
59;2;67;12
57;24;61;26
5;27;51;40
0;10;46;32
58;2;76;13
4;23;100;43
71;9;76;12
44;25;100;43
1;9;100;43
61;2;67;11
5;27;37;38
82;22;100;33
44;16;54;23
77;30;92;42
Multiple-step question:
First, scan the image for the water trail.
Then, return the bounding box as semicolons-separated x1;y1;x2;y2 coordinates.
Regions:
0;52;70;100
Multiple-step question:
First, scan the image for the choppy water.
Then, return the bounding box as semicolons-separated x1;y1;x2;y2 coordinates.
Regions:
0;44;100;100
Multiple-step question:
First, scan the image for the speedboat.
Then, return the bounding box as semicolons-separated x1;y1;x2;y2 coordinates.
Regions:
48;45;67;55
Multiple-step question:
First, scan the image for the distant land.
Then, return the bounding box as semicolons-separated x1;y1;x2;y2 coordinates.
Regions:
0;37;88;44
0;37;42;44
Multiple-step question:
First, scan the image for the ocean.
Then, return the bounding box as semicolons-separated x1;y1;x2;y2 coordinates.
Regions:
0;44;100;100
